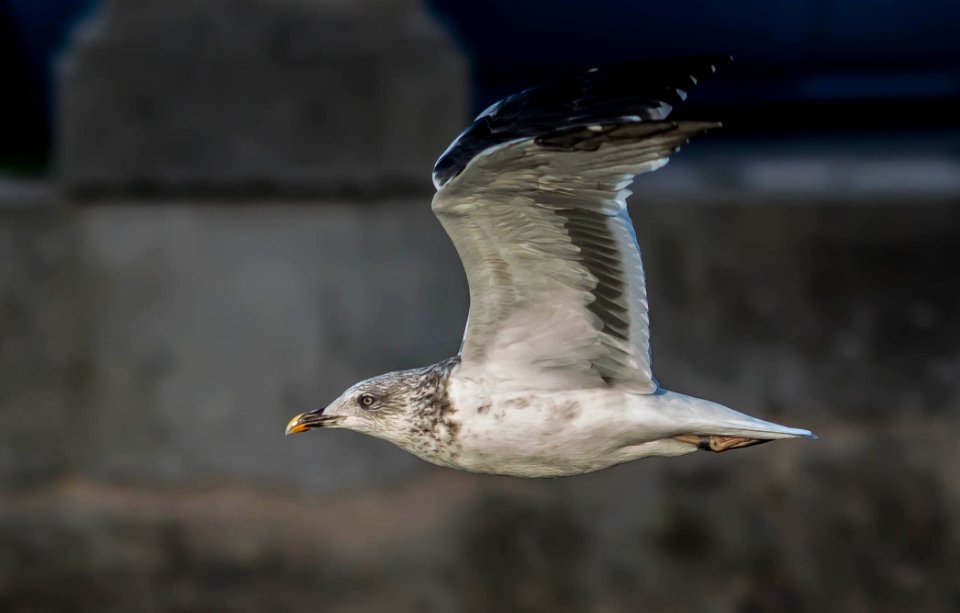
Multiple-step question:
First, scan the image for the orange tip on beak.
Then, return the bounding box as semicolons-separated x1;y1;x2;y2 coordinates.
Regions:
285;413;310;436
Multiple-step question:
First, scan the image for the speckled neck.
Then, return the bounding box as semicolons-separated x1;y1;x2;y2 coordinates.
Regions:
405;356;462;465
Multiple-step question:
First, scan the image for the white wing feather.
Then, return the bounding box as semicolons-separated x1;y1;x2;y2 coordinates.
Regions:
433;121;718;392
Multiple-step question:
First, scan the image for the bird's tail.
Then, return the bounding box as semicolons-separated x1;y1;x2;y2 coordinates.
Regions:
658;390;815;452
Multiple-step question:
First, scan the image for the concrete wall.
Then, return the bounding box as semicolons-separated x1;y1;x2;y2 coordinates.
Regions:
2;191;958;612
3;0;958;609
58;0;467;196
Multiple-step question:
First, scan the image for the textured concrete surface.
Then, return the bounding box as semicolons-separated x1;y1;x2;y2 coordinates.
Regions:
1;199;467;493
57;0;467;196
1;192;959;611
26;1;959;608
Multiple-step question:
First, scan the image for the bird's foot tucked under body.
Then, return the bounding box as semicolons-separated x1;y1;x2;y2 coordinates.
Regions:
673;434;773;453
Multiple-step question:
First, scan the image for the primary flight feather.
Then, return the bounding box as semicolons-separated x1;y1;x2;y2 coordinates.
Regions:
285;58;814;477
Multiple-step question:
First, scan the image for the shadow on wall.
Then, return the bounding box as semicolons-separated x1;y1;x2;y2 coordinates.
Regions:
0;0;97;170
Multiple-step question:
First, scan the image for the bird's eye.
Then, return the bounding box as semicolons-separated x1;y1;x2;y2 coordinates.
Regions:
358;393;377;409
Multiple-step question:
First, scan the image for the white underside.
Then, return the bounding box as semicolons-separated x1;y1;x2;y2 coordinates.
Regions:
443;375;814;478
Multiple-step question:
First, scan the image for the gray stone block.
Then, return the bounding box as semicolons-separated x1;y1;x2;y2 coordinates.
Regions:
0;209;90;486
1;198;471;493
56;0;468;196
3;193;959;494
0;430;957;612
75;201;471;492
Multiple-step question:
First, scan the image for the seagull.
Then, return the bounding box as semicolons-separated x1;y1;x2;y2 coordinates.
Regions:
285;57;815;477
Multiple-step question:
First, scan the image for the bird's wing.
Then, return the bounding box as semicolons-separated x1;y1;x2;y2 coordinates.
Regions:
432;59;725;392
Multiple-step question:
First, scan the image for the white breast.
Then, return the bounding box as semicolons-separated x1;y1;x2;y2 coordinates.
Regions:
446;375;651;477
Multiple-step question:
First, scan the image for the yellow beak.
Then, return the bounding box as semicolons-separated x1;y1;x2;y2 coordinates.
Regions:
285;413;310;436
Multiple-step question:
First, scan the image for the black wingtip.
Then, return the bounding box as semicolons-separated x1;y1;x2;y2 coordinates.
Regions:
433;56;730;190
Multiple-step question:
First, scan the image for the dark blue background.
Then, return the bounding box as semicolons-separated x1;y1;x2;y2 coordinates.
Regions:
2;0;959;169
429;0;960;106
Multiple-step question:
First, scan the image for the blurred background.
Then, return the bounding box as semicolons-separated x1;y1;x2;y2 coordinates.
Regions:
1;0;959;611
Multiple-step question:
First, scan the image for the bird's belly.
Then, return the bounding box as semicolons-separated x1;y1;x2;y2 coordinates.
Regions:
449;388;641;477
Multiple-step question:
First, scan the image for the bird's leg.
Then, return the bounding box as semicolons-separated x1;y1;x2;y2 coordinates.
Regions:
673;434;772;453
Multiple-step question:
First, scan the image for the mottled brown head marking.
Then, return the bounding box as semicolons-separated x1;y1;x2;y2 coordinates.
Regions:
408;357;462;462
298;357;462;466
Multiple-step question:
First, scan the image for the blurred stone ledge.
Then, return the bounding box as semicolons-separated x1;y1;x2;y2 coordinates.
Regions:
55;0;468;198
22;152;960;203
0;420;957;613
637;149;960;198
2;196;958;493
2;193;958;611
0;178;57;210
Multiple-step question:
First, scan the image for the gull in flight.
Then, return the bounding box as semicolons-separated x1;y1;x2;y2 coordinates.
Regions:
286;57;814;477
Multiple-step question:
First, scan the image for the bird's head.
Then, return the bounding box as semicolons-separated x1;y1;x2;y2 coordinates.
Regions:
284;370;422;440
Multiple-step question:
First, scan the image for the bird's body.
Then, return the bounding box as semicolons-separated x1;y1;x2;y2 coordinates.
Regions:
335;358;811;478
286;57;815;476
448;383;811;478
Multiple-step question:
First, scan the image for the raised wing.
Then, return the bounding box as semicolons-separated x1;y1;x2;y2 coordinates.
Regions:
433;57;729;190
432;60;724;392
